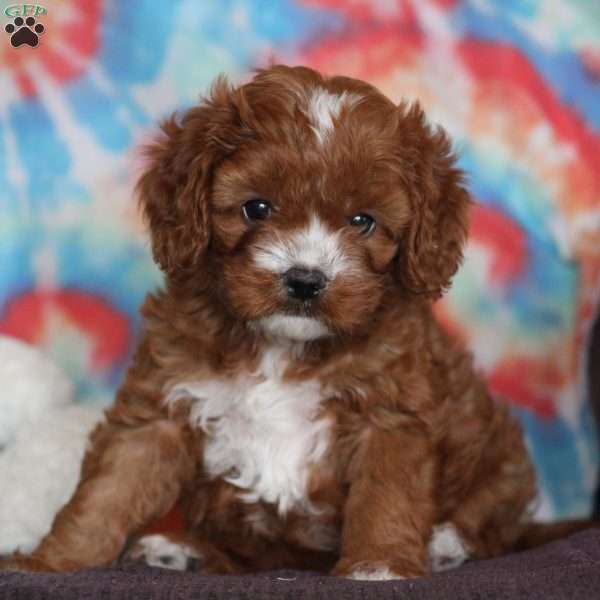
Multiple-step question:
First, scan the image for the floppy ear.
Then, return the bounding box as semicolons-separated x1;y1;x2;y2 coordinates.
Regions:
137;77;245;279
396;104;471;301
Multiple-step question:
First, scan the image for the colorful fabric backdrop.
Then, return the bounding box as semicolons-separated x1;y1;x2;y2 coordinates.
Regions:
0;0;599;519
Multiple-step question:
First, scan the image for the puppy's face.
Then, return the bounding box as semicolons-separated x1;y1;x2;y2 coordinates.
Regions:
210;122;409;341
138;67;469;342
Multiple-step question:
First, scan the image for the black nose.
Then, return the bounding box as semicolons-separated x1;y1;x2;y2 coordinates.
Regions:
283;267;327;301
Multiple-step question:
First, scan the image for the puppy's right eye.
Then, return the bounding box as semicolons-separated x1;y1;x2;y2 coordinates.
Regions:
242;199;272;222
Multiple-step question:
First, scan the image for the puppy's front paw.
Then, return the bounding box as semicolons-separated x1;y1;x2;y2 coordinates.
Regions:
0;554;55;572
333;560;414;581
125;534;202;571
428;522;470;572
348;566;406;581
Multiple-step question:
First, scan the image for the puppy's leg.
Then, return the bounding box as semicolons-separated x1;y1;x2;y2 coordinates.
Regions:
1;419;196;572
446;404;537;558
333;426;435;580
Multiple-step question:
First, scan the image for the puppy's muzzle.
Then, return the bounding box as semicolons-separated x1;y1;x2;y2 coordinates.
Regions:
283;267;327;301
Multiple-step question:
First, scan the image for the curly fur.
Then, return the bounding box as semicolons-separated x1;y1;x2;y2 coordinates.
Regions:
3;65;547;578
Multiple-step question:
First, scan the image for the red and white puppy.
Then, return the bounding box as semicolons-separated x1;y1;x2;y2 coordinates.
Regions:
4;65;540;579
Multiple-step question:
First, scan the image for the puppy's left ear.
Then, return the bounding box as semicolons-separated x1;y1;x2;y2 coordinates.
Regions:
396;104;471;301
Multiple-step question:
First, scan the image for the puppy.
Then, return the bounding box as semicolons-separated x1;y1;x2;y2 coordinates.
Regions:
3;65;542;579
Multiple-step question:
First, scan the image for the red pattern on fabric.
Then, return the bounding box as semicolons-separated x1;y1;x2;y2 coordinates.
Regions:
458;40;600;196
488;358;560;418
0;289;130;371
581;49;600;80
301;0;417;23
470;204;527;284
431;0;459;8
3;0;102;98
301;26;422;79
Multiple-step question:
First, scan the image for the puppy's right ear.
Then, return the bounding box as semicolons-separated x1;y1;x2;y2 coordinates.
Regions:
137;77;246;279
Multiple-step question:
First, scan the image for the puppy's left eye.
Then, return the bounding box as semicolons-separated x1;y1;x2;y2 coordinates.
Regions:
242;199;272;222
348;213;376;236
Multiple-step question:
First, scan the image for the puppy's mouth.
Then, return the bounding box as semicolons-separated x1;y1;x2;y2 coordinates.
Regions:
281;296;322;318
263;266;333;341
257;314;331;342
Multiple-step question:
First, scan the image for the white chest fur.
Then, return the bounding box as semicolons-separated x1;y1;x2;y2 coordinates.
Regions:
165;348;330;514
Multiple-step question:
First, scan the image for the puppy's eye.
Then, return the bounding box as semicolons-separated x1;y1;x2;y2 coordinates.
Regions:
242;199;272;222
348;213;376;236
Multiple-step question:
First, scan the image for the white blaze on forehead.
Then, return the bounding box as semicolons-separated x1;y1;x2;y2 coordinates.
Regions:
306;87;362;144
254;216;348;279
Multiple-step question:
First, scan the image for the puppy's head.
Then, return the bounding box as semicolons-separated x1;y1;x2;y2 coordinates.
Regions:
138;66;470;342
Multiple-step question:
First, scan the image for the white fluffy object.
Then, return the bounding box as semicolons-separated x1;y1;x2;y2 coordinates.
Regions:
0;335;104;554
0;336;75;448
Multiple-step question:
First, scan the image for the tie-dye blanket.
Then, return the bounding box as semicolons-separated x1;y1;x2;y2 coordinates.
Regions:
0;0;598;519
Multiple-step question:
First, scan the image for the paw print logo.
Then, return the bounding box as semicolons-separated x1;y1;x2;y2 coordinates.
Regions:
5;16;45;48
